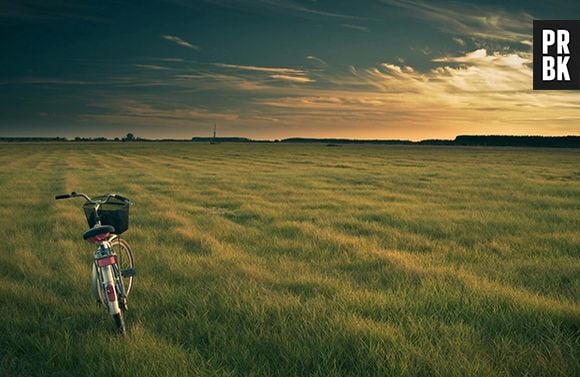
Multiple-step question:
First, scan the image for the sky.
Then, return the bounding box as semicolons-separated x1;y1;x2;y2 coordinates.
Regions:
1;0;579;140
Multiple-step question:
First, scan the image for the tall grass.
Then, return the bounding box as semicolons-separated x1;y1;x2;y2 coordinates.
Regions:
0;143;578;376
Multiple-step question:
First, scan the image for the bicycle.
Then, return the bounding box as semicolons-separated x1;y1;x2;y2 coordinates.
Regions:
55;192;136;334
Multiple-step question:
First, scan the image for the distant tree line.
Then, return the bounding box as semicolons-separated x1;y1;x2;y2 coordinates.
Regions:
279;138;414;145
276;136;580;148
0;133;138;142
1;135;579;148
0;137;69;142
451;135;580;148
191;137;255;143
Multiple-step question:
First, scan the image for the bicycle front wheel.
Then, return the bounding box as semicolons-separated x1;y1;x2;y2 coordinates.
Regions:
109;236;135;297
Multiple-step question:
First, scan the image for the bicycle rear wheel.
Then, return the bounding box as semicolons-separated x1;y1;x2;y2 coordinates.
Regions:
114;313;126;334
109;236;135;297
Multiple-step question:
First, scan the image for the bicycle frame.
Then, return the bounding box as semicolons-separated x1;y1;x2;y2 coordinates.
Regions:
92;238;127;315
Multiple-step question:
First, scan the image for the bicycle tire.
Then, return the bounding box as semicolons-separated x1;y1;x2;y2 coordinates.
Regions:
109;236;135;297
114;312;126;334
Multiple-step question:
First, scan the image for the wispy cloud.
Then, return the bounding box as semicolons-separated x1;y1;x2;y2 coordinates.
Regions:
452;37;465;46
174;72;266;91
214;63;305;75
174;0;361;19
214;62;313;84
162;35;201;50
381;0;533;45
306;55;328;67
341;23;369;32
81;99;239;127
7;78;96;85
134;64;170;70
160;58;184;62
355;49;532;99
432;49;529;69
286;3;359;19
270;74;314;83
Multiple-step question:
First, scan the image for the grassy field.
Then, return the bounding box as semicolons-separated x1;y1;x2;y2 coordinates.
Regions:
0;142;578;376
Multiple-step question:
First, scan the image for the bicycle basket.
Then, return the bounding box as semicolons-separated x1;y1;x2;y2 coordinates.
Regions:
83;196;130;234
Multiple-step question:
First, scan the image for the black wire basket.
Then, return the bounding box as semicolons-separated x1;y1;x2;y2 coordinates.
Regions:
83;196;130;234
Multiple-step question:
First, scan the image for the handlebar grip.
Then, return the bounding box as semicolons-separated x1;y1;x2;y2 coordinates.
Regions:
55;194;71;200
113;194;130;202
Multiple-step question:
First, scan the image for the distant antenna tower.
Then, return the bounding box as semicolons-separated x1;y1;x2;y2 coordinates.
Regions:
211;123;217;144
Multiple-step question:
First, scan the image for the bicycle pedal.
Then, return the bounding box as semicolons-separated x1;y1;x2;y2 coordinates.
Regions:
121;268;136;277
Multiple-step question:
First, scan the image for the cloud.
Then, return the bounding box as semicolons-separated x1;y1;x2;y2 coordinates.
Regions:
341;23;369;32
214;63;305;75
381;0;533;45
173;0;360;19
358;49;532;96
252;48;579;138
305;55;328;66
258;95;385;110
214;62;314;84
162;35;201;50
174;72;265;91
433;48;529;68
8;78;95;85
134;64;170;70
279;1;360;19
270;74;314;83
81;99;239;127
452;37;465;46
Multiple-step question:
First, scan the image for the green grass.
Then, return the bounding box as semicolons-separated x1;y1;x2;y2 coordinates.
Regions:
0;142;578;376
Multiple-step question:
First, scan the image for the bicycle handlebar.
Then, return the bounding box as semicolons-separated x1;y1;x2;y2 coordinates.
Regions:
54;192;131;204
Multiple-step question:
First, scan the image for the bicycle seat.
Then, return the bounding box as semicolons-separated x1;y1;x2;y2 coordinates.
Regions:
83;225;115;240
